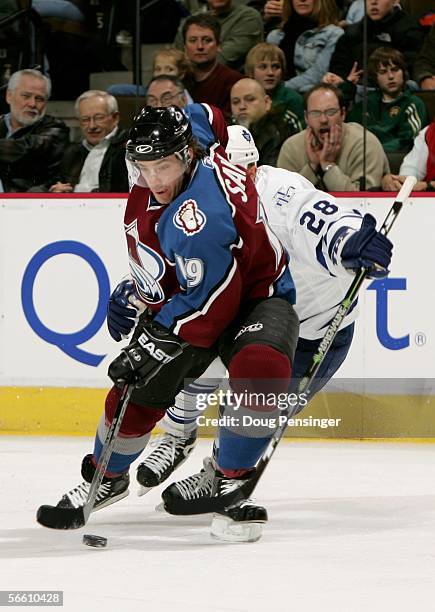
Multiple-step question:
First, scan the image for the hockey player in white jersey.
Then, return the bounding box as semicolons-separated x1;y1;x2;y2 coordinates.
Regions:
128;125;393;524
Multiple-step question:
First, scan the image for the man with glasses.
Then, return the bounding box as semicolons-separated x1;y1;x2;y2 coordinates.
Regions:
0;69;69;192
277;84;389;191
49;90;128;193
146;75;189;110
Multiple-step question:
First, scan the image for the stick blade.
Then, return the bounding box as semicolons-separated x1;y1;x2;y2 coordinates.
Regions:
36;504;85;530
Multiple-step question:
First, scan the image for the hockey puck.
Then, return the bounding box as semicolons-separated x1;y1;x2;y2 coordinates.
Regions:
82;534;107;548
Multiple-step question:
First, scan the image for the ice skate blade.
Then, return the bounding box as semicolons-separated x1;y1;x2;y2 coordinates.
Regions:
210;513;264;543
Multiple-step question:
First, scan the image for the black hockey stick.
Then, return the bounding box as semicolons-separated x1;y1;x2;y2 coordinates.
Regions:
36;383;133;530
219;175;417;510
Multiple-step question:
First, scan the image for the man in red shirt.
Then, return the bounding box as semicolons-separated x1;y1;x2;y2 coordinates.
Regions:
182;14;242;122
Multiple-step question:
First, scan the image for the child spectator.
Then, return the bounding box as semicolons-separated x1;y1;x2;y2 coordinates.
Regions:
266;0;344;93
329;0;426;82
347;48;427;153
245;42;304;133
152;48;192;81
152;48;193;103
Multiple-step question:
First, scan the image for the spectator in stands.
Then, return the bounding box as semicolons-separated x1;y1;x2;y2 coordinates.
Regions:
347;48;427;153
381;120;435;191
175;0;264;71
152;49;193;103
265;0;344;92
49;90;128;193
414;25;435;91
152;48;192;81
277;83;389;191
146;76;188;109
0;69;69;192
244;42;304;134
329;0;426;81
231;77;298;165
181;14;242;121
339;0;365;28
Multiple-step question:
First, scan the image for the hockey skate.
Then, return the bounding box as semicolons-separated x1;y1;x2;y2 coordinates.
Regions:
136;433;197;495
161;457;267;542
160;456;215;514
56;454;130;512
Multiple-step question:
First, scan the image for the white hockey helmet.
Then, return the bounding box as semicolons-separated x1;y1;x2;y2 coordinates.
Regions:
226;125;259;168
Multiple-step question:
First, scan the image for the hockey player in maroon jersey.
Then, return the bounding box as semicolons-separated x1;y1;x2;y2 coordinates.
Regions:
43;106;299;541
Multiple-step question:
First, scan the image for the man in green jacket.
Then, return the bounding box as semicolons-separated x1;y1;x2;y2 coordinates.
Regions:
174;0;263;71
347;47;427;154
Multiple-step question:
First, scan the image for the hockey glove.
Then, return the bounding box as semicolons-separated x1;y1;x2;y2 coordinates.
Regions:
108;320;188;388
107;279;146;342
341;214;393;279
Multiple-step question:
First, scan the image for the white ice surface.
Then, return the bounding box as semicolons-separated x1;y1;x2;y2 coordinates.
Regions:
1;437;435;612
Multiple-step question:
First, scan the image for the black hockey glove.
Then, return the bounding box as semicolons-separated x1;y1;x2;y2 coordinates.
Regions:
341;214;393;279
108;320;188;388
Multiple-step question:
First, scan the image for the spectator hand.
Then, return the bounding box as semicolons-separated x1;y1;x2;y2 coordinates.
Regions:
414;181;431;191
381;174;405;191
322;72;344;86
305;128;321;172
50;182;73;193
347;62;362;85
263;0;283;18
319;124;341;169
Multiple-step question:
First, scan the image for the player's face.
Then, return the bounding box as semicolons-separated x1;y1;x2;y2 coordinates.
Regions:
184;25;219;66
146;80;187;108
78;97;119;146
376;62;404;99
366;0;395;21
231;80;272;127
305;89;345;144
136;154;187;204
6;75;48;128
253;59;283;93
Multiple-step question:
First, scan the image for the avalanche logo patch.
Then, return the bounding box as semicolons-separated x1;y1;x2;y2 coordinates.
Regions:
125;219;166;304
173;199;207;236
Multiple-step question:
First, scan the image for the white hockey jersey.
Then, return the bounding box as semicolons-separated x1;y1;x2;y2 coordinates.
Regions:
255;166;364;339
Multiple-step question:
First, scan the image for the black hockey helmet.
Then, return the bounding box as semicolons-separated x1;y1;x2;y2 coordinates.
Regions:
126;105;192;162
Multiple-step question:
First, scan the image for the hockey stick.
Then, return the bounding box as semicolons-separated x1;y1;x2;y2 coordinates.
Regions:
220;175;417;509
36;383;133;530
